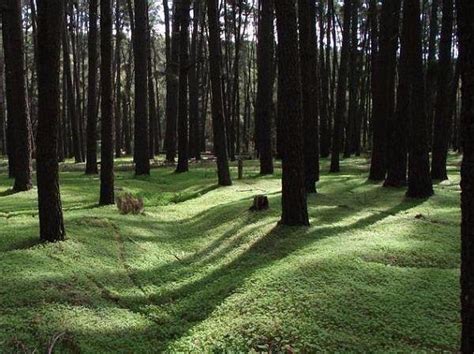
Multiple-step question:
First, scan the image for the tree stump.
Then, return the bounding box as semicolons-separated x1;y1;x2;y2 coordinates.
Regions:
249;195;269;211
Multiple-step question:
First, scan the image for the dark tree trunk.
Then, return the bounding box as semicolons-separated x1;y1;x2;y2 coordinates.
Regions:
148;30;157;160
2;0;33;191
85;0;98;174
0;47;5;156
425;0;440;149
36;0;66;242
458;1;474;351
115;0;123;158
330;0;352;173
405;0;434;199
165;1;179;163
189;0;201;160
99;0;115;205
275;0;309;226
431;0;454;181
255;0;275;175
207;0;232;186
369;0;400;181
123;45;133;156
318;1;330;159
134;0;150;175
176;0;191;173
298;0;319;193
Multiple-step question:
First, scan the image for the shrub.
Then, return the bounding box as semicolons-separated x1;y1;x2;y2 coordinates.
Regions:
116;193;144;215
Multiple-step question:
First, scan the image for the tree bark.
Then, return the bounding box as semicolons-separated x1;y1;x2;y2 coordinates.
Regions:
207;0;232;186
275;0;309;226
85;0;99;174
255;0;275;175
2;0;33;191
431;0;454;181
134;0;150;175
99;0;115;205
36;0;66;242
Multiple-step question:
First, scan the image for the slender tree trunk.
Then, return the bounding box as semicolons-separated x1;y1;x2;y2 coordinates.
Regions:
256;0;275;175
0;46;5;156
298;0;319;192
330;0;352;173
165;1;179;162
275;0;309;226
369;0;400;181
134;0;150;175
207;0;232;186
176;0;191;173
189;0;201;160
148;24;157;160
458;0;474;351
36;0;66;242
99;0;115;205
431;0;454;181
86;0;99;174
406;0;434;199
319;1;330;158
115;0;123;158
2;0;33;191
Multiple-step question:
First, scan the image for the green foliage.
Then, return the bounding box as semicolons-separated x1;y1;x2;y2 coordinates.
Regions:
0;156;461;352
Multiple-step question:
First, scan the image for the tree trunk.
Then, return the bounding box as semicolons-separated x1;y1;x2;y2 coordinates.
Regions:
207;0;232;186
298;0;319;192
134;0;150;175
36;0;66;242
85;0;99;174
458;1;474;351
0;45;5;156
330;0;352;173
2;0;33;191
115;0;123;158
369;0;400;181
319;1;330;159
431;0;454;181
99;0;115;205
275;0;309;226
405;0;434;199
164;1;179;163
176;0;191;173
255;0;275;175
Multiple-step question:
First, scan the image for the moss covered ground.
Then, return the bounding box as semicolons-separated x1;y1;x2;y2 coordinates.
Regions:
0;155;461;352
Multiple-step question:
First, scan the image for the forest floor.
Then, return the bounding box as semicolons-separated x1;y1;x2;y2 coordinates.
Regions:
0;155;461;352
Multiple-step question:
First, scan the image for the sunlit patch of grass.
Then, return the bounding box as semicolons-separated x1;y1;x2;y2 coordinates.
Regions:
0;155;461;352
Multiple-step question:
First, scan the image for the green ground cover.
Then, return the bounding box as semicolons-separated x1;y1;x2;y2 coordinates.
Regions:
0;156;461;352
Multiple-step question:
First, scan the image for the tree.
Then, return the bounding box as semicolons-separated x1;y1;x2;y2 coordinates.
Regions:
36;0;66;242
207;0;232;186
176;0;191;173
330;0;352;173
85;0;98;174
255;0;275;175
458;0;474;350
431;0;454;181
275;0;309;226
99;0;115;205
134;0;150;175
369;0;400;181
164;1;179;163
2;0;33;191
298;0;319;192
404;0;433;198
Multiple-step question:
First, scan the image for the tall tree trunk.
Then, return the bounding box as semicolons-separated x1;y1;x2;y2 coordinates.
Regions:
165;1;179;162
369;0;400;181
85;0;98;174
330;0;352;173
458;0;474;351
298;0;319;192
406;0;434;199
148;25;157;160
0;45;5;156
134;0;150;175
176;0;191;173
99;0;115;205
255;0;275;175
115;0;123;158
319;1;330;158
431;0;454;181
275;0;309;226
2;0;33;191
62;15;83;163
36;0;66;242
207;0;232;186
